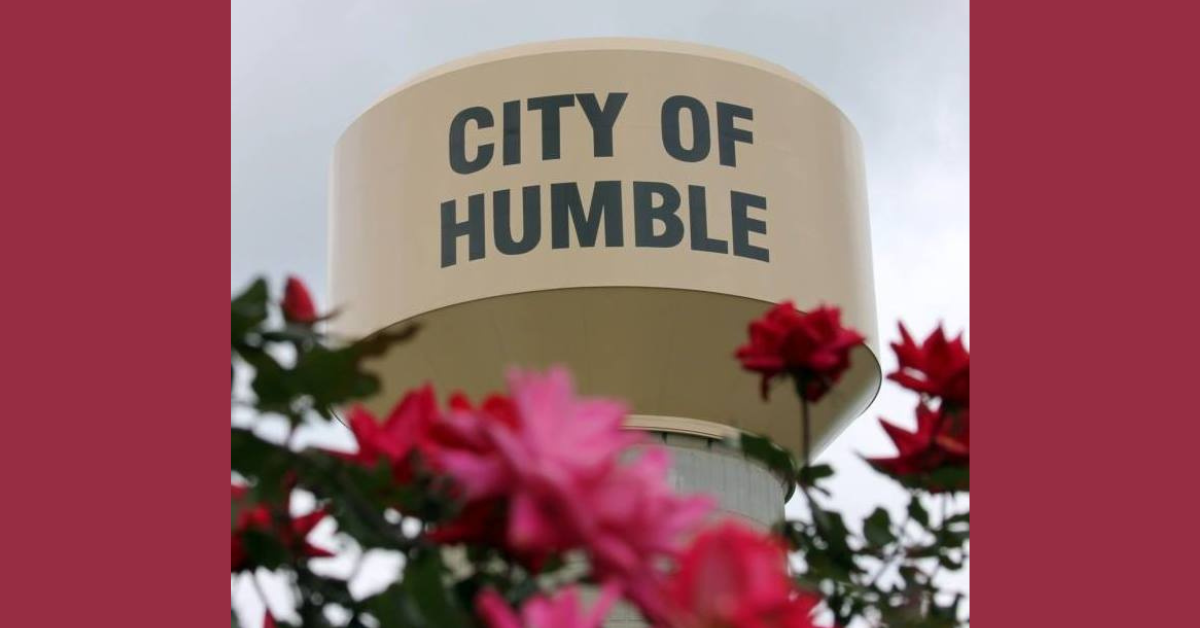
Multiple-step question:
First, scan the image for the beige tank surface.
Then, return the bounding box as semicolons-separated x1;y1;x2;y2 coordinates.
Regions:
328;38;879;460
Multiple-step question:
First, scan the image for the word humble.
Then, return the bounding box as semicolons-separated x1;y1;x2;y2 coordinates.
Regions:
440;92;770;268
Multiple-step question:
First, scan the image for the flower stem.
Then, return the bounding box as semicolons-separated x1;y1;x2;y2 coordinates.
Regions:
801;397;811;470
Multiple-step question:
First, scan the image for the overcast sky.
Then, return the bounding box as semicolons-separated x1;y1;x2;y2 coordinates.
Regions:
232;0;969;623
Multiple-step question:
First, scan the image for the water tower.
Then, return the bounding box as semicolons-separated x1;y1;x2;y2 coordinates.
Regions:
329;39;879;625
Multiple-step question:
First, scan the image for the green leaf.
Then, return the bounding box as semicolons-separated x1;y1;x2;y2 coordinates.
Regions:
737;433;797;498
232;279;270;344
797;463;834;489
863;507;896;548
260;326;325;345
240;528;291;571
906;544;941;559
230;428;293;500
813;505;853;556
241;349;296;415
870;459;969;494
354;324;421;360
775;520;806;552
804;502;862;583
936;515;970;549
925;465;970;493
400;551;473;627
292;345;380;412
908;496;930;528
937;553;965;570
363;583;416;628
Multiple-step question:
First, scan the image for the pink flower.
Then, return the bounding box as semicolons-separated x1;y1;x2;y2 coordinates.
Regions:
582;448;714;606
425;390;527;501
663;522;821;628
430;367;712;590
494;367;641;489
432;368;644;558
476;585;619;628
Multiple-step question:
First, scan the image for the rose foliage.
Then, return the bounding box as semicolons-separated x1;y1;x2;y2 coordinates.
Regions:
232;279;969;627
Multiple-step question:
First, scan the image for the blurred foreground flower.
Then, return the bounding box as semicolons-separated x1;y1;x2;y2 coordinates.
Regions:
476;585;619;628
230;484;332;573
586;446;714;615
335;384;440;484
433;368;711;575
663;522;820;628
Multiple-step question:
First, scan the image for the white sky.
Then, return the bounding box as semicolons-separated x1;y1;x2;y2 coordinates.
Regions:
232;1;969;623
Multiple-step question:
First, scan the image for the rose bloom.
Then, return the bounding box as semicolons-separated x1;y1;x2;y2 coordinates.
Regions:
281;276;318;324
423;393;523;551
582;447;713;615
335;368;710;596
431;368;643;556
230;484;332;573
868;404;969;492
662;522;820;628
431;368;710;583
889;323;970;408
736;302;865;401
336;386;535;553
476;584;619;628
336;384;440;484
